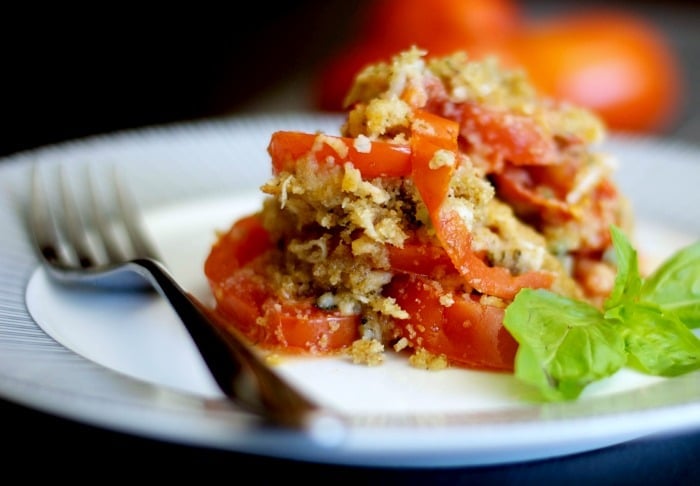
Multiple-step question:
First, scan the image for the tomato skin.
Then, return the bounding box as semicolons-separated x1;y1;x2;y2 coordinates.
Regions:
507;10;683;133
386;273;517;371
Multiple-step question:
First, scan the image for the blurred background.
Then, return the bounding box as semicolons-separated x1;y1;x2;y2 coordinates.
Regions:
2;0;698;158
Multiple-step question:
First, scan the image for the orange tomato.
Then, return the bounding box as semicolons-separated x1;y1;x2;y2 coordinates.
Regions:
361;0;521;52
314;0;521;111
267;130;412;178
506;10;684;133
314;42;390;113
315;3;683;134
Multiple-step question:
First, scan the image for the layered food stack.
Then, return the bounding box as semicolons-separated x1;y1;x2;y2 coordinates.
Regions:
204;47;633;374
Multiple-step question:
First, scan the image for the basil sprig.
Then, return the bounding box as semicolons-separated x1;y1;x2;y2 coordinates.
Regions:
503;226;700;401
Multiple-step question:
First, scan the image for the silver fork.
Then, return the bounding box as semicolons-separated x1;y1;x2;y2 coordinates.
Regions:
28;163;343;435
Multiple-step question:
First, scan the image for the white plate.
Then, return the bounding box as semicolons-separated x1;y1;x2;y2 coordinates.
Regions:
2;113;700;468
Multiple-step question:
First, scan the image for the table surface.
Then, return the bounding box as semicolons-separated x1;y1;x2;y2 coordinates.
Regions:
2;1;699;482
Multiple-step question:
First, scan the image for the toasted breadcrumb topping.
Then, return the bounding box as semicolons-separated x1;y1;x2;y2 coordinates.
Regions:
409;348;449;370
233;46;633;368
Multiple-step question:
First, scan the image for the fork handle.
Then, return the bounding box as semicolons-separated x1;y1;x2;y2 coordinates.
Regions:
129;257;320;428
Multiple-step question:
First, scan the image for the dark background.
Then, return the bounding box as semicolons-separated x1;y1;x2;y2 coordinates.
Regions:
2;0;698;160
1;1;362;158
2;0;699;483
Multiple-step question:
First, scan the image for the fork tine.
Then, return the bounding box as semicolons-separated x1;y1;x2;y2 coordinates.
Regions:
58;166;102;268
86;166;129;264
30;164;63;266
29;163;335;429
112;168;162;262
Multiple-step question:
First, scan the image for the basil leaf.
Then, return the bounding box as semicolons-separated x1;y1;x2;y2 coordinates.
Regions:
604;225;642;311
618;303;700;376
640;241;700;328
504;288;627;401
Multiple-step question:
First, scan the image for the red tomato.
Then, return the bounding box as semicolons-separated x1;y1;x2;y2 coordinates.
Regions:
408;109;555;300
314;0;521;111
204;215;360;354
267;131;411;178
212;265;360;354
506;10;684;133
387;237;455;278
386;273;518;371
409;109;459;213
203;213;273;284
361;0;521;52
314;43;391;112
457;102;559;168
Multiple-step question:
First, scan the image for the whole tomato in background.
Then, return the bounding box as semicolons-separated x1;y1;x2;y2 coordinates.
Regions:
314;0;685;135
361;0;520;50
314;0;521;113
505;10;684;133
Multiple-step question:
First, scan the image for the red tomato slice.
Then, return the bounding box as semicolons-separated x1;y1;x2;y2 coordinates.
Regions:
410;109;460;216
409;109;554;300
410;137;456;212
457;102;559;169
213;265;360;354
493;166;573;220
386;273;517;371
386;237;455;278
267;131;411;179
203;213;274;284
204;215;359;354
412;109;461;146
435;209;554;300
